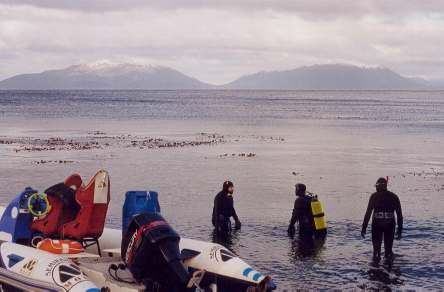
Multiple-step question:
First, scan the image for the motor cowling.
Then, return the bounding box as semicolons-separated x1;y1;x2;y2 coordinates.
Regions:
121;213;190;291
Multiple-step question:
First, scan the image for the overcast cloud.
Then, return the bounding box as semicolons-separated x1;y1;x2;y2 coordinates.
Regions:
0;0;443;84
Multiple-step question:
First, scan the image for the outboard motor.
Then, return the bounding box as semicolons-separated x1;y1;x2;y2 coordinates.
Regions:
121;213;190;291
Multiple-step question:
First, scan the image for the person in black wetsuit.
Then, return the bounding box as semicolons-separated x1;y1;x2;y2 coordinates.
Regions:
288;183;316;238
212;181;241;234
361;177;403;262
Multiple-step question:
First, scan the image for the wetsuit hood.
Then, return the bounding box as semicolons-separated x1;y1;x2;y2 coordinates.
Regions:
295;183;306;197
222;181;234;193
375;177;388;192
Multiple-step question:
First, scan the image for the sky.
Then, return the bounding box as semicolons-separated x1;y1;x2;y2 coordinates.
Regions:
0;0;443;84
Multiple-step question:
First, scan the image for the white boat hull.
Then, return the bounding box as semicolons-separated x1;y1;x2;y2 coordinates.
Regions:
0;206;272;291
0;240;98;292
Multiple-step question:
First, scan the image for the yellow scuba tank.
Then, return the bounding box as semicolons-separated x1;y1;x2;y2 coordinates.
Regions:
309;195;327;231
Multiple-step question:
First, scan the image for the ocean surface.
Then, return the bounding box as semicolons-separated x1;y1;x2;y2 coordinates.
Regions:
1;90;444;290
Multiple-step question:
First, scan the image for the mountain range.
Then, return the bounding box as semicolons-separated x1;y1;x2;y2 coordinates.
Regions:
224;64;428;90
0;63;210;90
0;62;439;90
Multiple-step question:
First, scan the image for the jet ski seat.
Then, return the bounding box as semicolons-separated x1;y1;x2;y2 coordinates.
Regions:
60;170;110;255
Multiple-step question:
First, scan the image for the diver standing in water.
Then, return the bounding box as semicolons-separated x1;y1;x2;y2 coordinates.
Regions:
212;181;241;234
288;183;327;239
361;177;403;263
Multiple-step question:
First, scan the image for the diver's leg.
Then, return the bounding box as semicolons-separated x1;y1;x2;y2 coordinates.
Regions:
215;215;227;234
227;218;232;233
384;222;396;259
371;223;382;261
218;216;231;234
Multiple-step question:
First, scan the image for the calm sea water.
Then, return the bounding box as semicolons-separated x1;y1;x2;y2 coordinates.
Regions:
1;90;444;290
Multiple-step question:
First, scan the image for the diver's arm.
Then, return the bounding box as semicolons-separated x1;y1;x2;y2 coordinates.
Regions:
213;194;223;226
232;208;240;222
211;206;216;227
395;196;403;238
212;196;218;227
232;208;241;229
229;197;241;229
361;194;375;237
289;202;299;227
288;200;301;235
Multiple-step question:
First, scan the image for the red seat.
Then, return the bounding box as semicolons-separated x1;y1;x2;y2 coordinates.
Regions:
64;174;83;191
31;196;63;237
60;170;110;248
31;178;81;237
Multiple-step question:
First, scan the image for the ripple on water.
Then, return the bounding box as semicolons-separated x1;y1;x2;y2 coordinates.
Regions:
178;219;444;290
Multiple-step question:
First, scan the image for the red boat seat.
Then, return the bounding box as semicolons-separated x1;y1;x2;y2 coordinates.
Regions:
31;195;64;237
64;173;83;191
31;178;81;237
60;170;110;251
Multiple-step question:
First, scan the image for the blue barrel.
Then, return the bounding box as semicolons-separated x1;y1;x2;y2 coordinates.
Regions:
122;191;161;236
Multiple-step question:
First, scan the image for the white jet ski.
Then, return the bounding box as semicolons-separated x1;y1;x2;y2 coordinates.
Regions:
0;188;100;292
0;241;99;292
80;227;275;291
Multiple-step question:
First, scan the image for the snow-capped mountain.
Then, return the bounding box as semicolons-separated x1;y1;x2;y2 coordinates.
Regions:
0;62;434;90
0;62;212;89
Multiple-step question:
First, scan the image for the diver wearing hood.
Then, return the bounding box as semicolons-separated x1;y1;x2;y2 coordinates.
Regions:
361;177;403;262
212;181;241;234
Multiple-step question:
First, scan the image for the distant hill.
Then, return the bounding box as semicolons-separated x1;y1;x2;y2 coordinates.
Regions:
427;79;444;89
0;62;212;90
224;64;426;90
0;62;437;90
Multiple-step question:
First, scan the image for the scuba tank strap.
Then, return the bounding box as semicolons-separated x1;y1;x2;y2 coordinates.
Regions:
373;211;394;219
303;193;314;207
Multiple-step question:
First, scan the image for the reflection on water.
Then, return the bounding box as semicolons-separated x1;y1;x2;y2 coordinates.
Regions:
288;236;326;260
363;259;404;290
371;263;403;284
203;219;444;290
212;229;241;255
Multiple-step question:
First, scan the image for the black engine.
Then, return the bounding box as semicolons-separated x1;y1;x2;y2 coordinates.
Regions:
121;213;190;291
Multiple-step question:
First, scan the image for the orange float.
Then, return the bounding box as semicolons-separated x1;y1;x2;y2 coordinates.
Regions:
37;239;84;254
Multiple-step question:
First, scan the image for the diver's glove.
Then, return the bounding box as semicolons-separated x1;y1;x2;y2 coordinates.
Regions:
234;220;242;230
396;230;402;240
361;229;366;239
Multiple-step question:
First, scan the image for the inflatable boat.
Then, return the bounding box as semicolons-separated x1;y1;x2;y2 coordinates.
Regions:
0;240;99;292
0;170;276;292
0;187;99;291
